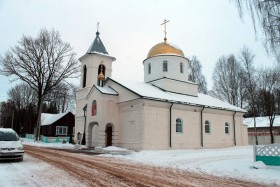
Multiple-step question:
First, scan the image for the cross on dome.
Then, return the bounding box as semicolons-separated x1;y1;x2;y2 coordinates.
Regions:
161;19;170;42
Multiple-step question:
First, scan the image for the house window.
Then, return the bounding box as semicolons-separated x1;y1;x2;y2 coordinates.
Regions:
148;63;151;74
82;65;87;88
92;100;97;116
56;126;68;136
163;61;168;72
176;118;183;133
225;123;230;134
180;62;184;73
205;120;211;134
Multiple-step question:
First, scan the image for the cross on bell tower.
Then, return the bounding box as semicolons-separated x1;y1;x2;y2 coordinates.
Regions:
161;19;170;43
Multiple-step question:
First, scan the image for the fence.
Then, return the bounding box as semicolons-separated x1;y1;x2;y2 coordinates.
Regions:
249;135;280;145
25;134;70;143
254;144;280;166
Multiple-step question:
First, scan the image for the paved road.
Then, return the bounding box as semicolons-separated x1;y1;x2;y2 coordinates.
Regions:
25;145;268;187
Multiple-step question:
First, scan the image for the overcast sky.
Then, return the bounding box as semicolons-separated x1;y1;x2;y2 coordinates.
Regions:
0;0;275;102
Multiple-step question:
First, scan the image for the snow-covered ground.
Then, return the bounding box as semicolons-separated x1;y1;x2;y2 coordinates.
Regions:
1;139;279;186
0;154;86;187
103;146;280;185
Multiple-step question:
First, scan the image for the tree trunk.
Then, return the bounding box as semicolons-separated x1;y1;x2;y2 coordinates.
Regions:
269;116;275;144
269;125;274;144
35;97;43;141
253;116;258;145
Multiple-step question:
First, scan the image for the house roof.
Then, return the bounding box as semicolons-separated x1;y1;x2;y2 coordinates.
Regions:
41;112;72;126
108;78;246;112
244;116;280;128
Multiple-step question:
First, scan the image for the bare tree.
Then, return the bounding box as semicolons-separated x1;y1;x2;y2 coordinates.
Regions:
257;67;279;143
0;29;79;141
8;83;37;110
188;56;208;94
239;46;258;144
44;82;77;113
234;0;280;63
211;54;246;107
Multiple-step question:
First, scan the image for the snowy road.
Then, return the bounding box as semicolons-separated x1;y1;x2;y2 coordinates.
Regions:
0;145;270;187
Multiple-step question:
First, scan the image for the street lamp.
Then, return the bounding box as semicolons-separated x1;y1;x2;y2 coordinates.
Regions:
82;104;87;145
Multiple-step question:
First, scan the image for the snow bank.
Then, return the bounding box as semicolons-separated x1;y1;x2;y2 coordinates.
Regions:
101;146;280;185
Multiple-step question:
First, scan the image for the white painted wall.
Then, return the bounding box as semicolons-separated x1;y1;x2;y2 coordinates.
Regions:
143;55;189;83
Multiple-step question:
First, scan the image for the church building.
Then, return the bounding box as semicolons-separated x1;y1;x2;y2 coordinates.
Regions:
75;25;248;150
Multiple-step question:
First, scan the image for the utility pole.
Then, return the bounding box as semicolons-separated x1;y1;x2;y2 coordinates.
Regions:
11;110;14;129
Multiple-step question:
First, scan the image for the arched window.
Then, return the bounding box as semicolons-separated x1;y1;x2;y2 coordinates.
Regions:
148;63;151;74
163;61;168;72
205;120;211;134
225;123;230;134
92;100;97;116
180;62;184;73
82;65;87;88
176;118;183;133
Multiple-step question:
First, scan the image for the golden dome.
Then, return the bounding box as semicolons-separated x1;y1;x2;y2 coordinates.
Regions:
147;42;184;58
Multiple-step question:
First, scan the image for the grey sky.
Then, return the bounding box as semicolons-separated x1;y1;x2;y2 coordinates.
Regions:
0;0;274;102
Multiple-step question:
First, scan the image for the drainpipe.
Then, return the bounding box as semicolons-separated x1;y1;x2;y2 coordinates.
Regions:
200;107;205;147
233;111;237;146
169;103;174;148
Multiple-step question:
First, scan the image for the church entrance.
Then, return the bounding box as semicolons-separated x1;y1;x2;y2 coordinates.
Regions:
105;124;113;147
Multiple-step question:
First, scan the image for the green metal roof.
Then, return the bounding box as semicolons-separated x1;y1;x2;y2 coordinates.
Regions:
87;31;108;55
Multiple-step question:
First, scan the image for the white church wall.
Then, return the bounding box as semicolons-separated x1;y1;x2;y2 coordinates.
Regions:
74;116;85;141
143;55;189;83
142;101;170;150
171;106;201;149
118;100;145;150
235;115;248;146
76;87;91;117
86;90;120;147
201;110;246;148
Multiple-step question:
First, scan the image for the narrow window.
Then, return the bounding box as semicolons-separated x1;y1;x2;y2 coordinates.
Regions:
225;123;230;134
148;63;151;74
82;65;87;88
205;120;211;134
180;62;184;73
92;100;97;116
163;61;168;72
176;118;183;133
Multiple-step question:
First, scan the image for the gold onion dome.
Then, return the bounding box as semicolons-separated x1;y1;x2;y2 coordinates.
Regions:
147;41;185;58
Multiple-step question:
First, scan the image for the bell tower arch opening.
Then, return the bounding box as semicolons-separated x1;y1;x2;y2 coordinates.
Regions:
97;63;106;87
82;65;87;88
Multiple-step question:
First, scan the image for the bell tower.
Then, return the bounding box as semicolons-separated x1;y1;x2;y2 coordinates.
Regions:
78;26;116;89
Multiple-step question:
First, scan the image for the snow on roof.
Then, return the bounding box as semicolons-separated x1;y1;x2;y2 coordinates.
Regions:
0;128;16;133
110;78;246;112
95;85;118;95
41;112;71;126
244;116;280;128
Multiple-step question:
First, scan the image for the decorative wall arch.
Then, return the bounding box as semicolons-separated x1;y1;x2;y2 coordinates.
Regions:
88;122;99;147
